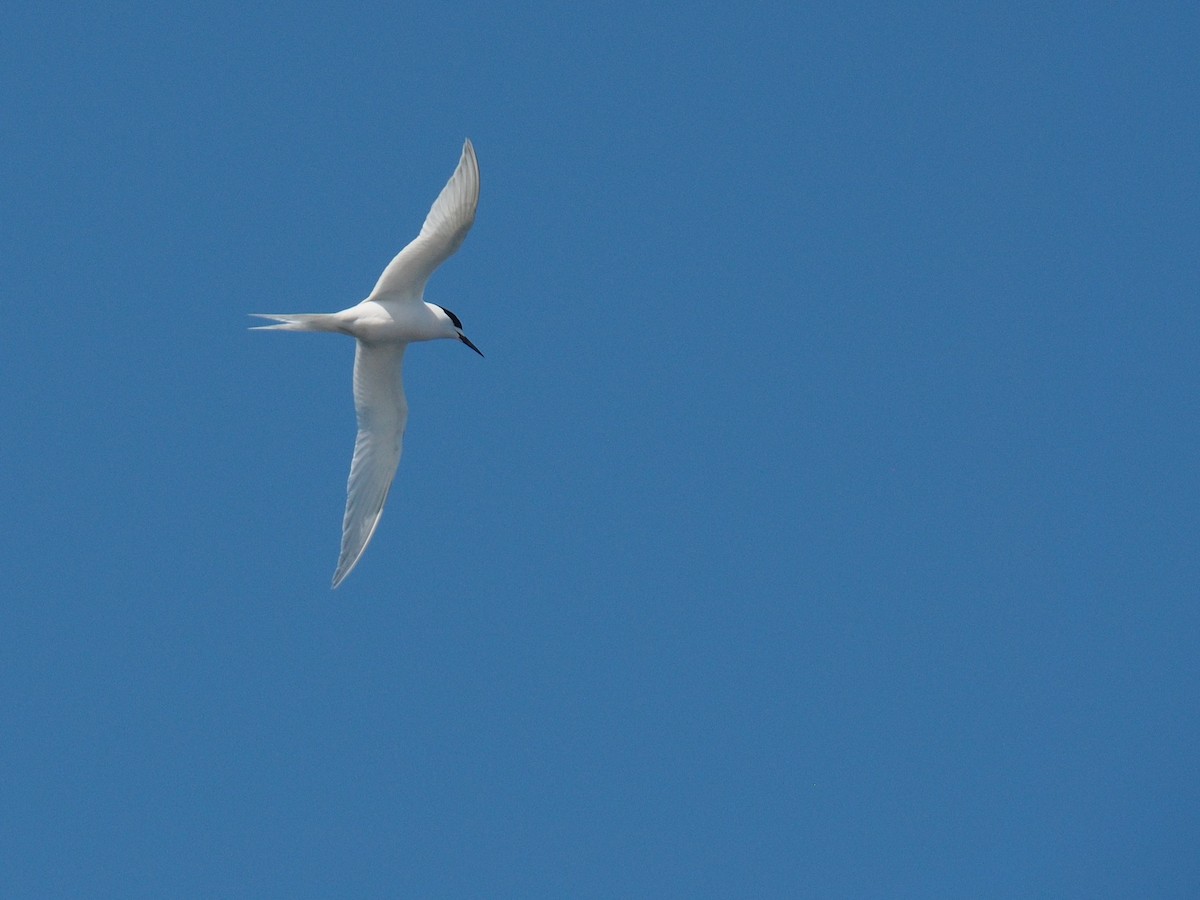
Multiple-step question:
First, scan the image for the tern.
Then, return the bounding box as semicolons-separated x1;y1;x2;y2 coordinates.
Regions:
253;139;482;588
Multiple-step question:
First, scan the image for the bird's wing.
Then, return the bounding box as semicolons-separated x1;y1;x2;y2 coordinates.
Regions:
368;139;480;303
332;341;409;588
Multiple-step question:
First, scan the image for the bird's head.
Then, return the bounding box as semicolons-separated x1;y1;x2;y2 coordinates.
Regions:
434;305;483;357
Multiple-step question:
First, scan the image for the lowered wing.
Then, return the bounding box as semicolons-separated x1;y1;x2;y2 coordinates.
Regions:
331;341;409;588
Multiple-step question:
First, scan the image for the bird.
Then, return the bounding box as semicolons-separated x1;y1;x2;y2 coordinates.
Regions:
252;139;483;588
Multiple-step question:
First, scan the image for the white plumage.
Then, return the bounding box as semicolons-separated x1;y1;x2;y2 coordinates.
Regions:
253;140;483;588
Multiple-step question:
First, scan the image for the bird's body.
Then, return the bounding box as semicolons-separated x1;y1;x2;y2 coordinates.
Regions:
253;139;482;588
256;297;458;342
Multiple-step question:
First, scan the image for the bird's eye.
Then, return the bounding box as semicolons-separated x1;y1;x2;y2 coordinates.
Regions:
441;307;463;330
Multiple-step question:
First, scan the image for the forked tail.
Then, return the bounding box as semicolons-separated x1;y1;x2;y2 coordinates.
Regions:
249;313;341;332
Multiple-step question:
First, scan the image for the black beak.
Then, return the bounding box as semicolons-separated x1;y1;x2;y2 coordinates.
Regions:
459;333;484;357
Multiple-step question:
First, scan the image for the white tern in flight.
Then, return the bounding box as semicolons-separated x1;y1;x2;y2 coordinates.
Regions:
253;139;482;588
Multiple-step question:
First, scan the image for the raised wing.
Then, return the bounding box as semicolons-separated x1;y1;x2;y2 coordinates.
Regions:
331;341;408;588
368;139;480;303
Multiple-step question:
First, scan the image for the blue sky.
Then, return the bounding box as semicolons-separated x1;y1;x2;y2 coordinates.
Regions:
2;1;1197;896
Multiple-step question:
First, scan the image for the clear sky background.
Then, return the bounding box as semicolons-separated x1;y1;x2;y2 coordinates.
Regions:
2;2;1197;896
